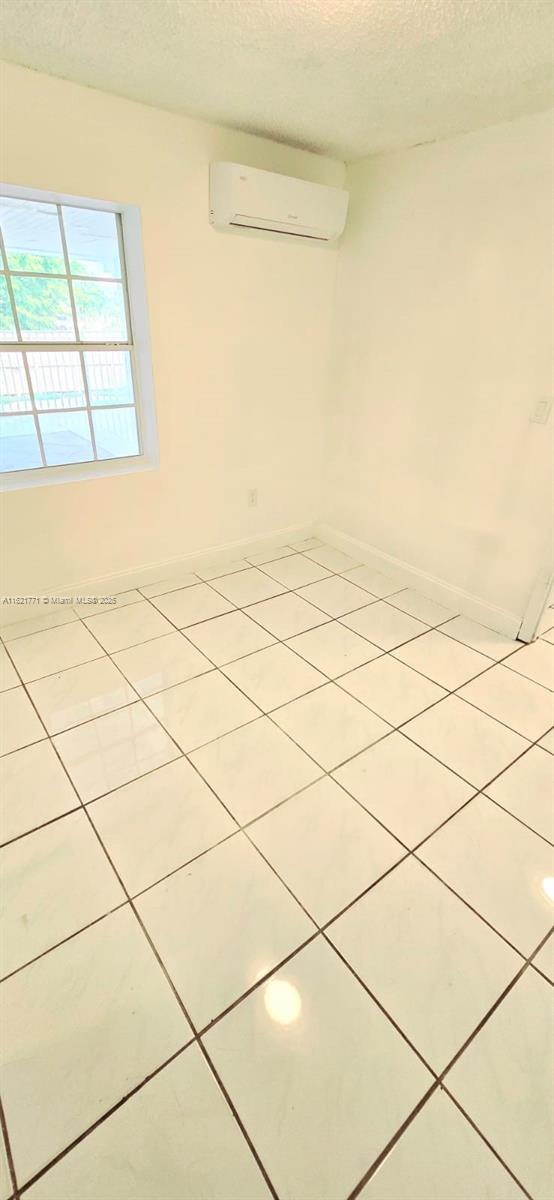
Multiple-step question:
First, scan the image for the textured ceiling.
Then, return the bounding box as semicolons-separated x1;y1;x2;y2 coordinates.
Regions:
1;0;553;160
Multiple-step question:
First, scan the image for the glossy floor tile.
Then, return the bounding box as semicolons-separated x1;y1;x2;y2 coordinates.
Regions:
53;701;180;801
286;620;381;678
261;553;331;588
297;574;374;617
112;630;212;696
137;834;315;1027
0;1133;10;1200
0;687;46;756
148;671;258;752
404;694;528;789
249;776;404;924
333;732;474;847
504;637;554;689
247;544;295;565
25;1045;271;1200
340;655;446;725
393;628;491;690
343;600;429;651
532;933;554;983
84;600;174;653
458;662;554;741
189;716;322;824
0;606;78;643
2;556;552;1200
7;622;104;683
89;757;237;894
446;969;554;1200
305;545;360;572
28;655;137;733
359;1090;523;1199
1;810;125;976
151;582;234;628
0;740;78;843
0;907;190;1184
184;609;275;665
440;615;521;660
246;591;329;639
204;938;432;1200
273;682;391;770
0;644;18;693
328;857;522;1070
222;642;326;711
342;564;403;598
485;745;554;842
539;727;554;752
210;567;285;607
418;794;554;954
386;588;457;626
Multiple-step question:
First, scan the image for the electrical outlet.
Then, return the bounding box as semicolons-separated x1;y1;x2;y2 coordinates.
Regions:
247;488;258;508
530;397;553;424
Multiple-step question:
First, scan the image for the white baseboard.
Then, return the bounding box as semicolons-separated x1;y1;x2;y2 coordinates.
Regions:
0;522;315;627
2;517;525;639
316;523;522;639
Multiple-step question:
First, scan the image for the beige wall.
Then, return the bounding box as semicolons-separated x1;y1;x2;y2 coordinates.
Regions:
324;109;554;622
2;64;552;628
0;62;344;593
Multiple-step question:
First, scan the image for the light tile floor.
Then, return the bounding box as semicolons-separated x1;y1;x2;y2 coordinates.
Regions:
0;542;552;1200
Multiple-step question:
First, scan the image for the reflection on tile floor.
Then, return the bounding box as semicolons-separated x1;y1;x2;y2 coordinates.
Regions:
0;541;552;1199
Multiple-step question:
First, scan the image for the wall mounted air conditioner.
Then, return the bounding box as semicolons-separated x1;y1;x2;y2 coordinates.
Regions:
209;162;349;242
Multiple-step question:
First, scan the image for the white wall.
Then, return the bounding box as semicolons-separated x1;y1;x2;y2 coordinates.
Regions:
324;110;554;625
0;62;344;594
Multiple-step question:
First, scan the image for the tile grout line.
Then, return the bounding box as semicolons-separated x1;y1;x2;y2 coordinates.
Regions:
0;1095;19;1200
146;568;553;755
3;584;552;971
345;927;554;1200
15;1040;193;1198
3;559;550;739
3;578;552;964
1;549;552;1194
150;698;553;1200
346;1080;533;1200
2;633;281;1198
151;575;551;800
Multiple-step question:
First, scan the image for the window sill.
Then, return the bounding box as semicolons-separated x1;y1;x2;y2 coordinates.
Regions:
0;451;159;491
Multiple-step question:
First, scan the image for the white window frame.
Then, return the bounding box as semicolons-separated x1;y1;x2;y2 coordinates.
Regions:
0;182;158;491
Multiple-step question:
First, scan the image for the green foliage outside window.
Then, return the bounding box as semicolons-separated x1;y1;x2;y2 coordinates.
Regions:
1;252;122;335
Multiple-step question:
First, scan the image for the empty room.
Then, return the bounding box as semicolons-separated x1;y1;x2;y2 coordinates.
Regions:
0;1;553;1198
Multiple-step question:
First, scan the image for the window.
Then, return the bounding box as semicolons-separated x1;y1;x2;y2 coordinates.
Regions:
0;186;157;488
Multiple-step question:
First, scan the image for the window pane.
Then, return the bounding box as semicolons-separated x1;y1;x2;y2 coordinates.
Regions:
73;280;127;342
0;197;65;274
27;351;85;410
12;276;75;342
84;350;134;406
0;414;42;471
39;411;93;465
0;277;17;341
92;407;139;459
0;352;31;413
62;207;121;279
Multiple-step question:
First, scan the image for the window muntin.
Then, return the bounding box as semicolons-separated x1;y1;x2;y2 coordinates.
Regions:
0;196;142;475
